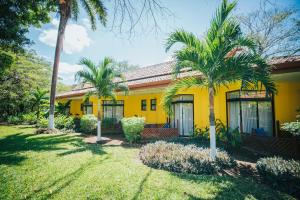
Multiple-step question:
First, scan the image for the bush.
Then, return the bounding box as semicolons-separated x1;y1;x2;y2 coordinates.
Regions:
55;115;75;130
38;117;48;128
73;117;81;132
80;114;97;134
22;113;37;125
281;121;300;136
139;141;236;174
38;116;74;130
193;120;241;148
121;117;145;143
256;157;300;193
7;116;22;125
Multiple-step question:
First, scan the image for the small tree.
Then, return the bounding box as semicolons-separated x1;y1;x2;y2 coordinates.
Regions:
32;87;48;124
163;0;276;160
75;57;128;142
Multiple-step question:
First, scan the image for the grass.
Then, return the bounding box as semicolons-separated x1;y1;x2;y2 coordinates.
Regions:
0;125;293;200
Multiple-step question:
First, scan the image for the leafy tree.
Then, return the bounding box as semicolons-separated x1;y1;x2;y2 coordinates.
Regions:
163;0;276;159
0;50;52;119
56;100;72;116
32;88;48;123
0;0;55;52
239;1;300;57
75;57;128;142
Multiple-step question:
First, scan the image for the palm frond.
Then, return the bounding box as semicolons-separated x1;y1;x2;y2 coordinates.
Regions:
88;0;107;26
80;0;97;30
165;30;203;52
71;0;79;21
163;77;206;114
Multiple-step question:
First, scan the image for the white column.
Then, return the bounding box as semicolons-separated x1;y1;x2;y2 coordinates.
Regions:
96;98;101;142
210;125;217;160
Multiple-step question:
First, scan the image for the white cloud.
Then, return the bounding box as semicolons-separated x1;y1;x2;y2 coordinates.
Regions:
39;19;91;54
58;62;83;84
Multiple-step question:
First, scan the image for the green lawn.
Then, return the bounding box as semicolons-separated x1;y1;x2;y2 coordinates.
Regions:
0;126;292;200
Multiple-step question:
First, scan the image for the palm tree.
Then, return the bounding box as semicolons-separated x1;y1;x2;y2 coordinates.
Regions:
49;0;107;129
75;57;128;142
56;100;72;116
32;87;48;124
163;0;276;160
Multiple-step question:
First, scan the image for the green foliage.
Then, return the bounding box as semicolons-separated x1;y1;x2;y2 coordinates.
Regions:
22;113;37;125
38;118;49;129
80;115;97;134
56;100;72;116
194;120;241;148
7;116;22;125
54;115;75;130
121;117;145;143
140;141;236;175
0;0;55;52
281;121;300;136
38;115;74;130
75;57;128;102
257;157;300;193
0;50;51;120
102;117;117;129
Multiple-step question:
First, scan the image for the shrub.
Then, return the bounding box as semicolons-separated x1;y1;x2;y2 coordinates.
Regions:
38;116;74;130
80;114;97;134
73;117;81;132
55;115;75;130
256;157;300;193
281;121;300;136
38;117;48;128
194;120;241;148
121;117;145;143
7;116;22;125
22;113;37;125
139;141;236;174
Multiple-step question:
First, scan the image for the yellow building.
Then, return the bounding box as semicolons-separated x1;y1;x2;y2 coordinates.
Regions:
56;56;300;137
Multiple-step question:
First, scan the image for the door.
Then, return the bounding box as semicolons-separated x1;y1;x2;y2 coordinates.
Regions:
171;100;194;136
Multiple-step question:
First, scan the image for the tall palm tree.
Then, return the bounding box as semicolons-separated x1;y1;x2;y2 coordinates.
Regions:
49;0;107;129
163;0;276;160
32;87;48;124
75;57;128;142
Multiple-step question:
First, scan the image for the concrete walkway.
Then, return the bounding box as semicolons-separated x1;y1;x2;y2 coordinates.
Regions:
83;134;125;146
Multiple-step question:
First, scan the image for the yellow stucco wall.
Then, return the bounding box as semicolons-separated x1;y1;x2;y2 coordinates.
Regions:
58;78;300;129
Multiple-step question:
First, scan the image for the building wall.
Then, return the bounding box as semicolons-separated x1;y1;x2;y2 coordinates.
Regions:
59;78;300;129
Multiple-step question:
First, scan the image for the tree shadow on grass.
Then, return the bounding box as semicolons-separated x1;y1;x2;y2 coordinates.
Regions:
0;131;106;165
131;169;152;200
24;156;109;200
173;172;287;200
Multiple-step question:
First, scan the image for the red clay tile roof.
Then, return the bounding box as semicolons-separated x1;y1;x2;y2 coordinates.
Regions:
56;56;300;99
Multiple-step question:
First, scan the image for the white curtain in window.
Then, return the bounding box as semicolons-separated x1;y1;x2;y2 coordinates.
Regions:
241;101;257;134
258;102;273;136
228;102;240;131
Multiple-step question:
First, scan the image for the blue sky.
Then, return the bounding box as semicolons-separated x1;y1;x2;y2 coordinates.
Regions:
27;0;300;84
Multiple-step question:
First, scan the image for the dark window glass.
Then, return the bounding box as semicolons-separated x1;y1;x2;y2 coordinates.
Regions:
141;99;147;111
151;99;156;111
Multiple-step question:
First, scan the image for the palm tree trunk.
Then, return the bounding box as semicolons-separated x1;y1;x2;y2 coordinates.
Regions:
48;13;68;129
209;87;217;160
96;98;102;142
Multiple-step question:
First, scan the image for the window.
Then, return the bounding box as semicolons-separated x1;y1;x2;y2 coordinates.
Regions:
141;99;147;111
150;99;156;111
226;90;273;136
81;102;93;114
102;100;124;122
